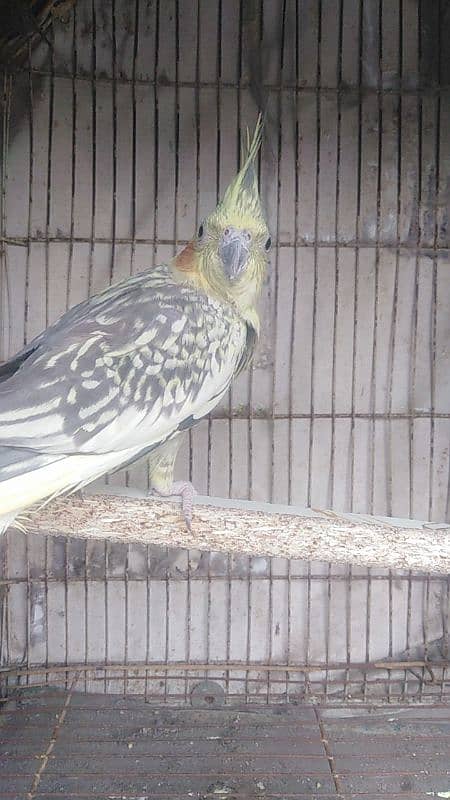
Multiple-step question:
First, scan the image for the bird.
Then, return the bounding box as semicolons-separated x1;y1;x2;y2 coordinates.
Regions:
0;116;271;535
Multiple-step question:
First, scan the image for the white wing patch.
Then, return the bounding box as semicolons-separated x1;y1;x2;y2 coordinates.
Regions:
0;412;65;440
0;396;62;423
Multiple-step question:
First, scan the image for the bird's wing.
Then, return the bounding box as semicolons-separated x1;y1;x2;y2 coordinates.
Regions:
0;266;247;458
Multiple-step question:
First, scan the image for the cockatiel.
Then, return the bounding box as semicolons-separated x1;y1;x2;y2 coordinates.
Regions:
0;117;271;534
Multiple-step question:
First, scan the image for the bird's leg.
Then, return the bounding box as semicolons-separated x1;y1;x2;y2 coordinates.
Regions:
152;481;196;532
148;436;195;531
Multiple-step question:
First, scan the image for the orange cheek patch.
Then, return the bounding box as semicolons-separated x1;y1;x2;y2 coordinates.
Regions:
174;242;198;273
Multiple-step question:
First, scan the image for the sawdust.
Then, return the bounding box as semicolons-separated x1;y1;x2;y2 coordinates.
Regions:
20;493;450;575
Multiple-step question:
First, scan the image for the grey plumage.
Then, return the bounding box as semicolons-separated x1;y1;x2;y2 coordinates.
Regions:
0;116;270;533
0;264;252;529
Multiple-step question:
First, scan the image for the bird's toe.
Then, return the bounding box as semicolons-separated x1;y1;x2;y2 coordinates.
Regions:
152;480;196;531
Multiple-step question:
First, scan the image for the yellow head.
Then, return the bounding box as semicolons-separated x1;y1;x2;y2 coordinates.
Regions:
174;116;270;331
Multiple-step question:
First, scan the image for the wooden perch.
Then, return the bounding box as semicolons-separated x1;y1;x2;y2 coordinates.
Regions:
19;491;450;574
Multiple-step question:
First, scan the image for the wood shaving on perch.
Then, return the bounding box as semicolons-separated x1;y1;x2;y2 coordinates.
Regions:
17;491;450;575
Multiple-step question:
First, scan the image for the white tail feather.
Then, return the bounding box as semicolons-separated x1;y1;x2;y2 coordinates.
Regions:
0;445;145;523
0;512;17;535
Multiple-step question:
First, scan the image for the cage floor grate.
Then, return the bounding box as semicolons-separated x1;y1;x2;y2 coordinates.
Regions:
0;688;449;798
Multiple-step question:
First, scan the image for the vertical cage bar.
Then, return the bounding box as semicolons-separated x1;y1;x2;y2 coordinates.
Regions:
363;567;372;700
0;68;12;680
0;72;12;360
87;0;97;300
329;0;344;510
428;93;440;521
307;0;322;508
385;0;402;519
368;0;382;517
343;565;352;698
349;0;364;514
402;570;413;699
269;0;286;504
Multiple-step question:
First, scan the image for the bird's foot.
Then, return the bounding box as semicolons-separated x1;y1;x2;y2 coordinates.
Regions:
152;481;196;532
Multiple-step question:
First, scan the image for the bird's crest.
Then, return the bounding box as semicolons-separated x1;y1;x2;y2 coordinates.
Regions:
174;115;266;277
218;114;265;227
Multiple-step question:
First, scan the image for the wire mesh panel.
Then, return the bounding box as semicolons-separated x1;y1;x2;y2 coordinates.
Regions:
1;531;449;704
0;0;449;518
0;0;449;715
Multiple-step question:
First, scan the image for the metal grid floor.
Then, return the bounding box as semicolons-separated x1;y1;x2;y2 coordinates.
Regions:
0;687;449;799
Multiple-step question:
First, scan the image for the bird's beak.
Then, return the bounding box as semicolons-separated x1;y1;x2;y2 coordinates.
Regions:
219;227;251;281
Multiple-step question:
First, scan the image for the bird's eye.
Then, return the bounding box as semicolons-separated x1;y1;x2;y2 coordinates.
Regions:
198;223;204;238
264;236;272;251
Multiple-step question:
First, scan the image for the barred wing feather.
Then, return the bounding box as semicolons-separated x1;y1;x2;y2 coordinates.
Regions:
0;266;248;512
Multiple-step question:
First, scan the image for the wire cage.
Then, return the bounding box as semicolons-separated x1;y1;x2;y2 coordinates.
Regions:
0;0;449;797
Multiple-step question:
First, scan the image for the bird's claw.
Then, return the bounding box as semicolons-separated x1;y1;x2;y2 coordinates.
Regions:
174;481;195;532
152;480;196;532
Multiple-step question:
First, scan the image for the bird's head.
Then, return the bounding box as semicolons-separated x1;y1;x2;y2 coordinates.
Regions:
173;116;270;332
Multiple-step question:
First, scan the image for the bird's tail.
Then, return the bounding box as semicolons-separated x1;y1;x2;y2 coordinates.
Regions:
0;446;139;528
0;512;17;535
0;446;67;524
